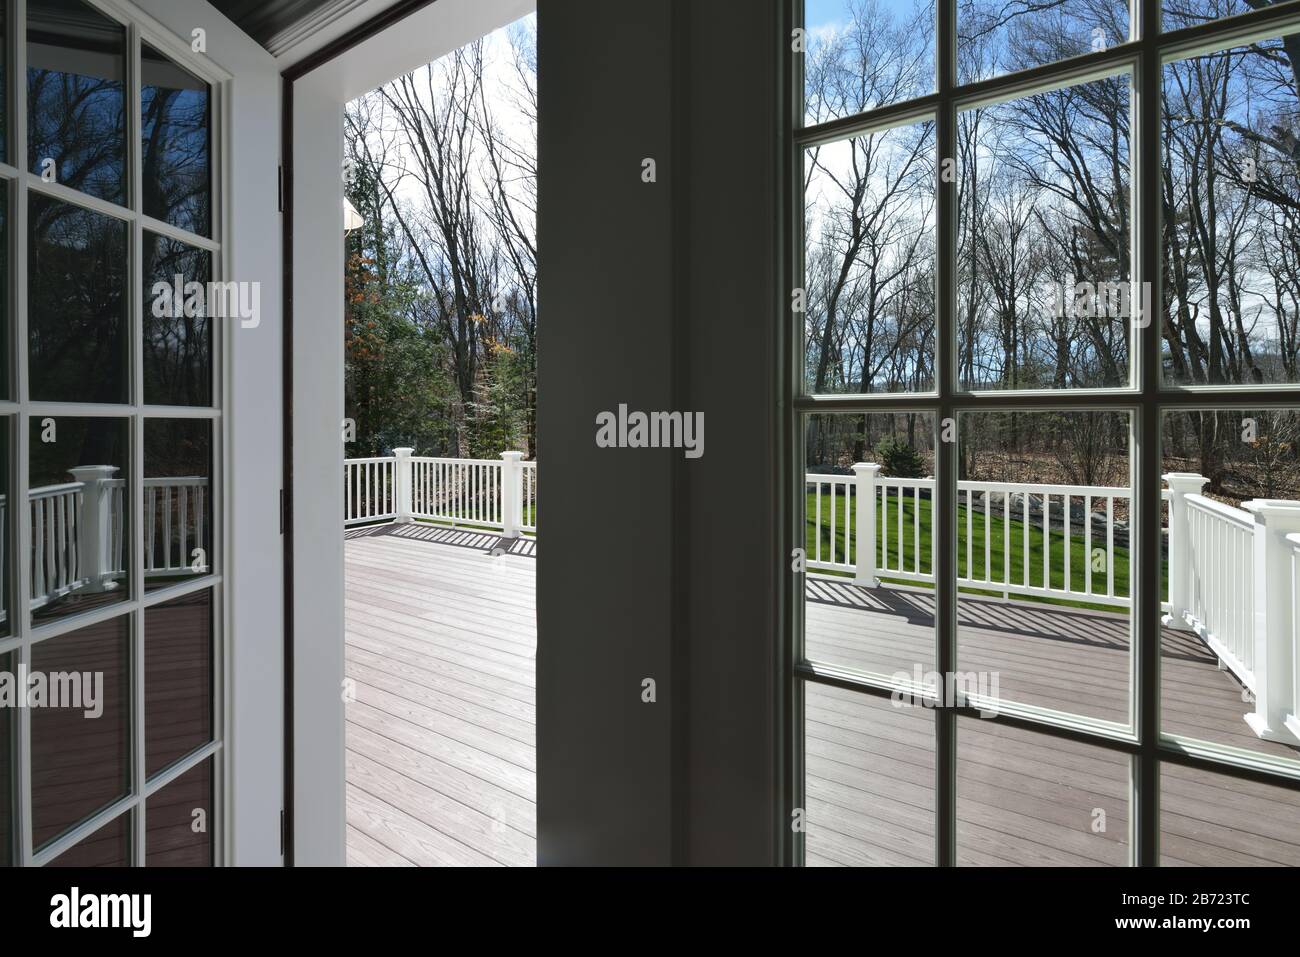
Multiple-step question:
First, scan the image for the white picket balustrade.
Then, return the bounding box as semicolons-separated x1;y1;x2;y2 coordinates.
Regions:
1183;493;1256;691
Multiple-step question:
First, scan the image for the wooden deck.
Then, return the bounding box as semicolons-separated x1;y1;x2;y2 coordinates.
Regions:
343;527;1300;867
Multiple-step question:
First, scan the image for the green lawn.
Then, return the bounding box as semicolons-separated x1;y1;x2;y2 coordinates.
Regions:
805;488;1163;611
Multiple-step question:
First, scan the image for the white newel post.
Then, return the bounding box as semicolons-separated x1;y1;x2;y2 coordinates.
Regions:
1162;472;1208;629
392;448;415;523
1242;500;1300;744
1287;533;1300;743
853;462;880;587
501;451;524;537
68;465;120;593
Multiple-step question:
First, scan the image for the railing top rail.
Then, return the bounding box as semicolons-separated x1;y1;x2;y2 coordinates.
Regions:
344;457;397;465
958;479;1129;496
409;456;505;466
30;482;83;498
1186;493;1253;528
1287;532;1300;549
143;476;208;486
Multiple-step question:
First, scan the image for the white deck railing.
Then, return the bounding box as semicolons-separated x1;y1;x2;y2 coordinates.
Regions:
344;449;537;538
804;462;1300;746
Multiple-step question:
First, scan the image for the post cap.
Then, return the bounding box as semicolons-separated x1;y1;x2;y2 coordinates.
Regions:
67;465;120;479
852;462;882;474
1243;498;1300;520
501;451;525;461
1162;472;1208;491
392;447;415;456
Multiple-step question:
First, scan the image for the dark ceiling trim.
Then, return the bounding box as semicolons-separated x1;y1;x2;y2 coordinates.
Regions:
282;0;440;81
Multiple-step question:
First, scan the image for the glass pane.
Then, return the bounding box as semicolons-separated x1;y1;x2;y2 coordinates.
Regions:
27;0;126;206
804;118;936;394
957;73;1132;391
805;682;935;865
0;187;8;401
30;615;130;849
146;758;213;866
958;0;1128;85
1163;33;1300;386
144;419;212;590
145;589;212;776
0;2;7;164
0;420;9;638
956;411;1133;725
803;0;935;125
1160;409;1300;769
805;412;936;675
29;416;130;624
28;193;129;403
144;232;213;406
0;652;12;867
1160;762;1300;865
1163;0;1295;31
142;43;211;236
46;811;130;866
957;718;1130;865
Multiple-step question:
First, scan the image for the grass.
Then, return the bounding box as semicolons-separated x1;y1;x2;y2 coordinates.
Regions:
806;489;1165;612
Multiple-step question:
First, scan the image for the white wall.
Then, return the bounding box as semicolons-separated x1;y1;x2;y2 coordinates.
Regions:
288;0;533;864
139;0;285;866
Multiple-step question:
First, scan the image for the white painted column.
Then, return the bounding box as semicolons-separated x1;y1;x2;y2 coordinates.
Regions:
853;462;880;587
393;448;414;523
68;465;120;593
1162;472;1208;630
1243;499;1300;744
1286;533;1300;743
501;451;524;537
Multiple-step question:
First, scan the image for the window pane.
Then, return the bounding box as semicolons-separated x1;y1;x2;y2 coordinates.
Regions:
144;419;212;591
1162;0;1296;31
804;0;935;125
142;43;211;237
958;718;1130;865
145;589;212;776
0;652;12;867
0;420;10;639
0;187;8;401
804;118;936;394
27;0;126;206
46;811;130;866
30;615;130;849
956;411;1133;725
29;416;130;624
1163;33;1300;386
1160;762;1300;865
28;194;129;403
958;0;1128;85
146;758;212;866
144;233;213;406
958;74;1132;391
805;412;936;675
805;682;935;865
1161;409;1300;769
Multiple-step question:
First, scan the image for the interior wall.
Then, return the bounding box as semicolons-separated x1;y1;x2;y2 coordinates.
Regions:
139;0;286;865
537;0;781;864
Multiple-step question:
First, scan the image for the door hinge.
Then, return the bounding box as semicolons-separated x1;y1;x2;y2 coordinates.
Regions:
278;165;284;212
280;488;288;534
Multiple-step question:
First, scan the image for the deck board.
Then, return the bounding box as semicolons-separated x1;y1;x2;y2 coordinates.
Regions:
344;527;1300;867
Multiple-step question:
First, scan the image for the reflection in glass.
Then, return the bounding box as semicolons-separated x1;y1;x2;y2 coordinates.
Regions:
0;188;8;400
46;811;130;866
1160;409;1300;768
142;43;211;236
958;0;1128;84
29;417;129;625
805;682;935;865
0;652;12;867
1163;34;1300;386
805;412;936;675
955;411;1133;725
804;119;936;394
957;718;1129;865
146;758;212;866
27;0;126;205
803;0;935;125
144;419;212;591
145;589;213;776
144;233;213;406
30;615;130;850
1160;762;1300;865
0;421;9;638
957;74;1132;390
28;194;128;404
1162;0;1285;31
